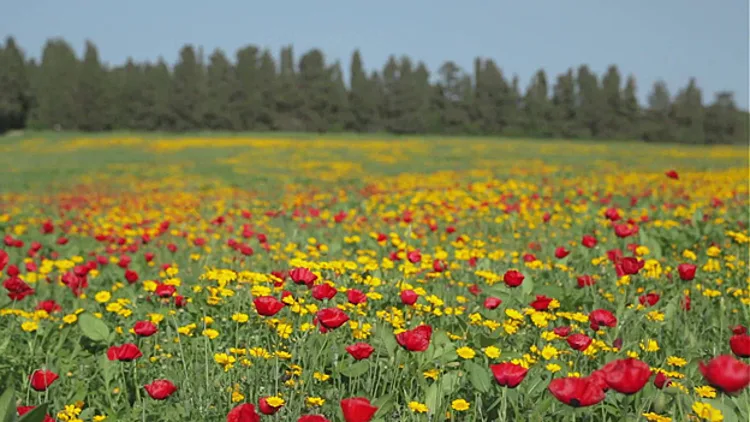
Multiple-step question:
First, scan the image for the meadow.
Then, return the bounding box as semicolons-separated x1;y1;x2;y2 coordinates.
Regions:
0;134;748;422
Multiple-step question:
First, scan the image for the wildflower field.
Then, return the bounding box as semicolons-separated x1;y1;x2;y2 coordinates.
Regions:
0;134;748;422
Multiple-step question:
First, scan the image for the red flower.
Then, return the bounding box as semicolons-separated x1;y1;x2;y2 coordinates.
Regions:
490;362;528;388
3;277;35;301
289;267;317;286
732;325;747;335
677;263;696;281
576;275;595;288
227;403;260;422
682;294;691;311
315;307;350;330
347;289;367;305
346;343;375;360
125;269;139;284
298;415;330;422
396;325;432;352
340;397;378;422
548;377;606;407
529;295;553;311
432;259;445;272
155;284;176;298
665;169;679;179
699;355;750;393
258;397;284;415
554;247;570;259
254;296;285;317
618;257;644;275
174;295;187;308
107;343;143;361
483;296;502;310
638;293;660;307
581;235;597;248
36;300;62;314
0;249;8;271
567;334;593;351
400;289;418;305
311;283;337;301
503;270;524;287
601;358;651;394
17;406;55;422
654;372;671;389
29;369;59;391
144;379;178;400
134;320;158;337
553;326;571;337
407;250;421;263
468;284;482;296
588;309;617;330
604;207;621;221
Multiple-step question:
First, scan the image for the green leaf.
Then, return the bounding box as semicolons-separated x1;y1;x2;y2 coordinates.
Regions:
0;386;15;422
78;313;111;342
425;383;439;415
521;277;535;297
704;398;739;422
464;361;491;393
339;361;369;378
372;394;394;418
18;404;49;422
376;327;398;358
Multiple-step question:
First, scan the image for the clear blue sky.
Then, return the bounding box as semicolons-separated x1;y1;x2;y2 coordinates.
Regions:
3;0;748;108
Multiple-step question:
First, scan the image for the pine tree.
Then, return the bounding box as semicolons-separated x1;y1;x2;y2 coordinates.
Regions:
204;48;238;130
522;69;552;137
642;81;677;143
600;65;623;138
0;37;31;132
76;40;110;131
170;45;206;131
620;75;641;139
704;92;739;144
349;50;379;132
232;45;261;131
672;78;704;144
275;46;303;131
28;39;79;130
576;65;604;138
551;69;577;137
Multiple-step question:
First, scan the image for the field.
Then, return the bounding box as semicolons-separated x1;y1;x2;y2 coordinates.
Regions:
0;134;748;422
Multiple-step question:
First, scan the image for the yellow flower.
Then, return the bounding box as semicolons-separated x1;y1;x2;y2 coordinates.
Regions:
423;369;440;380
231;391;245;403
214;353;236;371
546;363;562;373
456;346;476;360
313;372;330;382
694;386;717;398
639;339;659;352
484;346;501;359
666;356;687;367
408;401;429;413
265;396;285;408
306;397;325;407
62;314;78;324
231;313;249;323
94;291;112;303
692;402;723;421
451;399;470;411
21;321;38;332
540;345;559;360
202;329;219;340
642;412;672;422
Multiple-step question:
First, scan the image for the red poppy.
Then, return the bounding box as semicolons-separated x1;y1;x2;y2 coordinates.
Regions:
315;307;350;330
17;406;55;422
588;309;617;330
677;263;696;281
681;294;691;311
503;270;524;287
311;283;337;301
29;369;59;391
548;376;606;407
144;379;178;400
407;250;421;263
581;235;597;248
134;320;158;337
529;295;553;311
567;334;593;351
107;343;143;361
155;284;176;298
490;362;528;388
254;296;285;316
432;259;445;272
396;325;432;352
227;403;260;422
468;284;482;296
174;295;187;308
483;296;502;310
298;416;330;422
732;325;747;335
604;208;621;221
340;398;378;422
554;247;570;259
618;257;644;275
347;289;367;305
3;277;35;301
0;250;8;271
36;300;62;314
638;293;660;307
654;372;671;389
289;267;317;286
345;343;375;360
699;355;750;393
258;397;284;415
400;289;418;305
665;169;679;179
576;275;595;288
553;326;571;337
601;358;651;394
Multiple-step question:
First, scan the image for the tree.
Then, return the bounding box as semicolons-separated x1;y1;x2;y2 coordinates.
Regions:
0;37;31;132
620;75;641;139
600;65;624;139
550;69;577;137
275;46;303;131
204;48;239;130
522;69;552;137
576;65;604;138
704;92;739;144
76;40;110;131
170;45;206;131
27;39;79;130
671;78;704;144
642;81;676;143
434;61;472;133
232;45;261;131
348;50;379;132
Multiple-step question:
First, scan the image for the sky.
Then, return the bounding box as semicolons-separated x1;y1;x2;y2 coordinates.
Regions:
2;0;748;108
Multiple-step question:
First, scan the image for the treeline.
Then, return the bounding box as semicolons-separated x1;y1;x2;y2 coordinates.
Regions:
0;36;747;144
